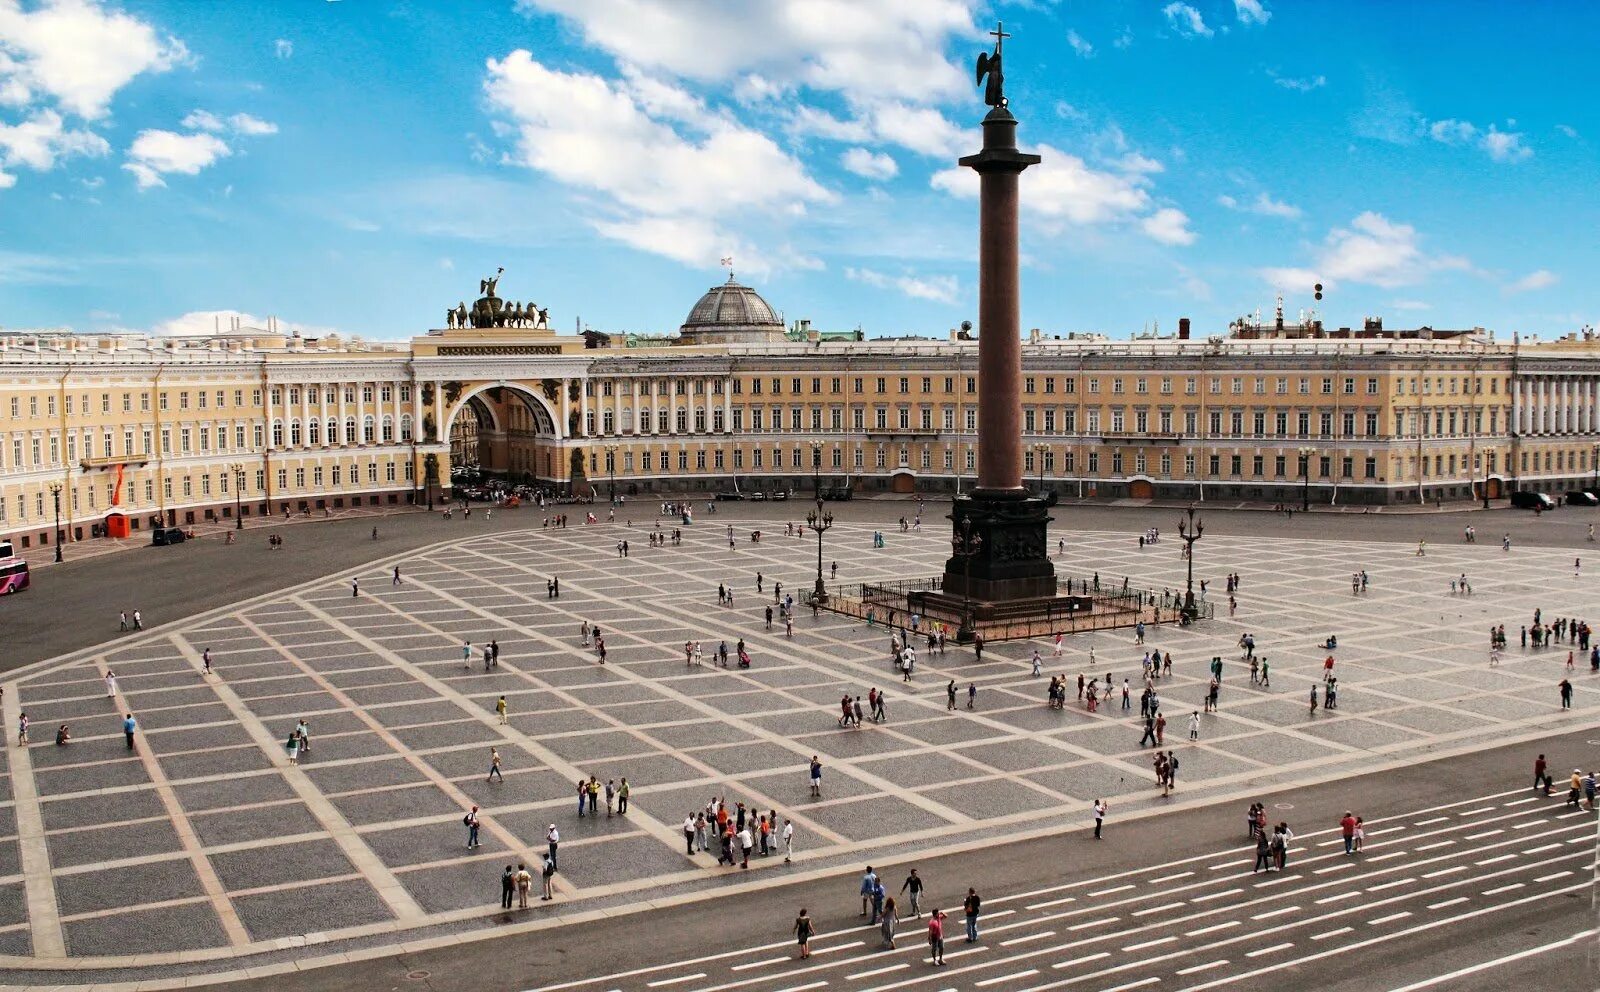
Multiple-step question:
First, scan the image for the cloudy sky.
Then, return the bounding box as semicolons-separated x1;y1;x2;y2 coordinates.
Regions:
0;0;1594;340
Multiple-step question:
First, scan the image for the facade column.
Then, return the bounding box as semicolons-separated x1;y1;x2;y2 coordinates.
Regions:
555;378;569;440
668;382;678;436
319;383;330;448
431;380;443;446
724;375;733;434
579;377;590;438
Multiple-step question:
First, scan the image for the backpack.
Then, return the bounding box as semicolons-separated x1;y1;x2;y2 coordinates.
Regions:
463;813;474;826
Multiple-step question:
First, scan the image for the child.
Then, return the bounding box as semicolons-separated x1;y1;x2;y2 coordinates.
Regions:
1353;815;1365;853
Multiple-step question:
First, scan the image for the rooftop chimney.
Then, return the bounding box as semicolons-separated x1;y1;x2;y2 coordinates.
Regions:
1178;317;1191;340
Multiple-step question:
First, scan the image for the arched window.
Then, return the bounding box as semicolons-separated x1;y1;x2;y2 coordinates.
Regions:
325;417;338;445
289;419;302;446
344;417;357;444
362;415;375;443
400;415;413;442
381;415;393;442
271;419;283;447
308;419;321;445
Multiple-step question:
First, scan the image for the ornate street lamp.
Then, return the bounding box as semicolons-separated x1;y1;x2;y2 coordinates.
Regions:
1592;443;1598;494
805;440;833;604
1297;445;1315;512
48;482;63;562
953;514;982;642
604;442;619;504
230;462;245;529
1178;503;1204;621
1033;441;1048;493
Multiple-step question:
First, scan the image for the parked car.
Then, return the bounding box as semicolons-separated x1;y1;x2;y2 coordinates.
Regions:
1565;490;1598;506
748;492;766;501
768;490;790;501
1511;490;1556;510
715;492;745;501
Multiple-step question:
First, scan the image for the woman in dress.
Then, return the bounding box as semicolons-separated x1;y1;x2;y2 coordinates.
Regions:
879;895;899;949
285;729;301;765
794;908;815;959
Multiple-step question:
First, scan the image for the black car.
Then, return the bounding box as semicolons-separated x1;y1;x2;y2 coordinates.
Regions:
1565;491;1598;506
715;492;745;501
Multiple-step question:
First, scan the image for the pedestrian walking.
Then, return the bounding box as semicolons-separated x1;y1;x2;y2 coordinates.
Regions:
809;755;823;797
122;712;137;750
901;868;924;918
1189;710;1200;741
488;747;503;782
133;609;143;630
201;648;212;674
946;679;957;711
464;805;480;848
105;671;117;697
966;682;977;710
880;895;899;949
352;577;359;597
927;910;946;966
1092;798;1107;838
795;908;815;959
496;695;508;725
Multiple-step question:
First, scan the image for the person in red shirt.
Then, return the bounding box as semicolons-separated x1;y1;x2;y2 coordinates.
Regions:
927;910;946;966
1324;655;1336;681
1535;753;1549;792
1340;811;1359;855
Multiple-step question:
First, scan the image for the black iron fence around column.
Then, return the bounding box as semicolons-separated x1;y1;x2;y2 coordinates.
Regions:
807;573;1213;641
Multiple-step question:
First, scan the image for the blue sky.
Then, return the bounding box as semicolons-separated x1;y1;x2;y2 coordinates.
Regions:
0;0;1594;341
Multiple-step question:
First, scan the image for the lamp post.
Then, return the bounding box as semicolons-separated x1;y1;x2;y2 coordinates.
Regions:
230;462;245;529
1033;441;1048;494
604;442;618;504
805;440;833;604
1480;454;1490;510
1178;503;1203;621
953;515;982;642
1592;443;1598;494
48;482;63;562
1297;446;1315;512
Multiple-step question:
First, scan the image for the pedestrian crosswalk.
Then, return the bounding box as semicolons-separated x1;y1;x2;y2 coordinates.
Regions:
526;786;1595;992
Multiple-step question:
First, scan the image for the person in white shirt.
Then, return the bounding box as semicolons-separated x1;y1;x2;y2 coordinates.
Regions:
782;819;795;862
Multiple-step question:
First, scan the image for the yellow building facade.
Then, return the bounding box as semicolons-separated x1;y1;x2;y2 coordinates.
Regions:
4;277;1600;554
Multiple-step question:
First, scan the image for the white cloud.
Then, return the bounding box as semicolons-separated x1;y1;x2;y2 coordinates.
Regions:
784;104;871;143
1261;211;1468;290
1556;123;1578;139
1219;190;1300;219
484;49;832;273
932;142;1191;249
518;0;974;104
1066;29;1093;57
0;109;108;178
841;146;896;181
151;309;335;337
228;112;277;136
1115;152;1163;175
181;108;225;132
1479;126;1530;162
0;0;189;119
274;38;293;60
183;109;276;136
845;265;957;304
1163;2;1213;37
866;101;967;157
1113;25;1134;48
1142;207;1196;246
1270;71;1325;92
1428;117;1531;162
1507;269;1558;294
1233;0;1270;25
122;128;229;189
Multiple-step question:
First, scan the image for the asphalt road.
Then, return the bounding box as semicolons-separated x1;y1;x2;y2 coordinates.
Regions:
222;725;1599;992
4;497;1597;672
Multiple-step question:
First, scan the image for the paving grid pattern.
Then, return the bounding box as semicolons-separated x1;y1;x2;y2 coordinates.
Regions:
2;515;1598;973
529;785;1596;992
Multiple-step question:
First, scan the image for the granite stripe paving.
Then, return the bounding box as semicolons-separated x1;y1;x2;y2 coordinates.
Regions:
1;516;1597;979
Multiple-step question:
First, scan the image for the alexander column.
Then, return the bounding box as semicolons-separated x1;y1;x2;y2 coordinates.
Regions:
943;22;1057;622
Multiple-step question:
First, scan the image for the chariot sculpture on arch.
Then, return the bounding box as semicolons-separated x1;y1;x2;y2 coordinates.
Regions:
454;266;552;329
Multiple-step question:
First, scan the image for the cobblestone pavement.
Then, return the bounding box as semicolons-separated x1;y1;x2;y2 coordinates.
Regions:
1;515;1597;983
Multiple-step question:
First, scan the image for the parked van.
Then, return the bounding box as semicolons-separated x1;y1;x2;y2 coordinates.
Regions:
1511;491;1556;510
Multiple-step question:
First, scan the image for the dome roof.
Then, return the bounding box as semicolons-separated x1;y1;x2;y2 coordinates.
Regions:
680;274;783;341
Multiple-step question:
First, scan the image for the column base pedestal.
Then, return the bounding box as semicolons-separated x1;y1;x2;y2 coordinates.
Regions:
940;490;1056;602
